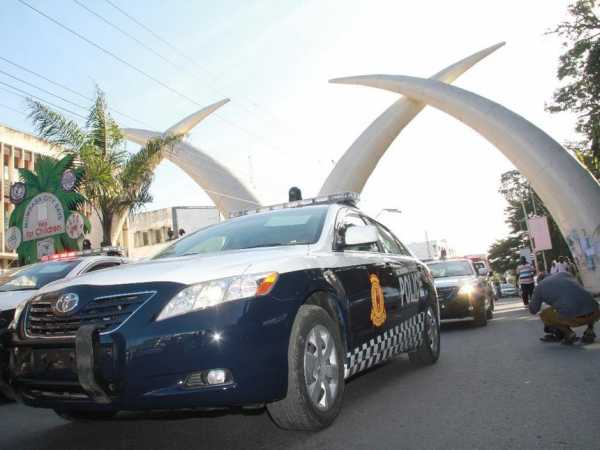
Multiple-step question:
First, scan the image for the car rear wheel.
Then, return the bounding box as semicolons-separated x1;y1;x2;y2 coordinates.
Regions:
267;305;344;431
54;409;117;421
409;306;440;366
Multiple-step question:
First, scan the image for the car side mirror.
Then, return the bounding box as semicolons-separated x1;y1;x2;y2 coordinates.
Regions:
477;268;489;277
344;225;378;247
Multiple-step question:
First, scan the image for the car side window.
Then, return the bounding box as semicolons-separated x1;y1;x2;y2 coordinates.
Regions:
86;262;122;273
372;222;403;254
336;212;378;252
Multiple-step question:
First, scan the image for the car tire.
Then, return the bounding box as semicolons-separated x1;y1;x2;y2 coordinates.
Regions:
474;299;488;327
486;299;494;320
408;306;440;366
54;410;117;421
267;305;345;431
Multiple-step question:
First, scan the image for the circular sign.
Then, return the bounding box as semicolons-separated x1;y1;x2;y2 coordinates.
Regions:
61;169;77;192
5;226;21;252
9;182;26;204
66;212;85;239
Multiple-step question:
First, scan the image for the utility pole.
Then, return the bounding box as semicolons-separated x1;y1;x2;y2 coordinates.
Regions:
425;230;432;259
529;187;547;272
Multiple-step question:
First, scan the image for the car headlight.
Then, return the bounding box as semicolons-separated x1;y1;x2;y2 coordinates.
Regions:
156;272;279;321
458;283;476;295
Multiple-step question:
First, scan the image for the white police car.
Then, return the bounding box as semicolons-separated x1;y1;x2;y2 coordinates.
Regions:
0;253;127;329
2;193;440;431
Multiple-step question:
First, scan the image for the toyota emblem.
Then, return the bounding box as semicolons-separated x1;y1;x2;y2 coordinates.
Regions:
54;293;79;314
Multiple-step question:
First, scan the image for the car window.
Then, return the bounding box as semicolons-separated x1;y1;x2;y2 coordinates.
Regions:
154;206;328;259
426;261;475;278
336;212;378;252
372;222;403;254
85;262;123;273
0;259;80;291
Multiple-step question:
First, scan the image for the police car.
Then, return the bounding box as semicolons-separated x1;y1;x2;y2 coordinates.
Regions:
1;193;440;430
0;252;127;329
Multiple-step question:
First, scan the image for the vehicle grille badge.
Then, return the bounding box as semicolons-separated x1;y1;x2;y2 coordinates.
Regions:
54;293;79;315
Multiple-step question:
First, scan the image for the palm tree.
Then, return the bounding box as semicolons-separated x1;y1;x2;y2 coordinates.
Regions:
27;89;179;246
10;154;89;265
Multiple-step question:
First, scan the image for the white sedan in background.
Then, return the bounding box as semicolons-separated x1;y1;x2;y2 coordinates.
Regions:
0;255;127;329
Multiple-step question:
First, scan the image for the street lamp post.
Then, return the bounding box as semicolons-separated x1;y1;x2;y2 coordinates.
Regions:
375;208;402;220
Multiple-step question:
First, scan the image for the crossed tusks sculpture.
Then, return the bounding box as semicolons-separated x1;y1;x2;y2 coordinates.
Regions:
121;42;600;293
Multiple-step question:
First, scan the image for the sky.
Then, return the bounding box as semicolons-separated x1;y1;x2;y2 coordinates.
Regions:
0;0;580;255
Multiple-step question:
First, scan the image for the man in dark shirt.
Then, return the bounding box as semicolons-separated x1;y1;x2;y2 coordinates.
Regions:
529;272;599;344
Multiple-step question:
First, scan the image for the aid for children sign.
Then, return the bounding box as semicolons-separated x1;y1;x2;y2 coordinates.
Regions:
7;155;90;265
22;193;66;242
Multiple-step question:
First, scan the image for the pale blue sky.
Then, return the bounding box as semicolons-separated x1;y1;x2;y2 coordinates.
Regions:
0;0;578;254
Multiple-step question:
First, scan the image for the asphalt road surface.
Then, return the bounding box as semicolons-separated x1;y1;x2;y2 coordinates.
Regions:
1;297;599;450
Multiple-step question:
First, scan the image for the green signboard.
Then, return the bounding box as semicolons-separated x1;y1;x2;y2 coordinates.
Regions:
6;155;90;265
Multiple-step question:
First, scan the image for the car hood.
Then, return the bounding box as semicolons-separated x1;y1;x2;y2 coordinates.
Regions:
39;245;312;293
0;289;38;311
433;275;477;288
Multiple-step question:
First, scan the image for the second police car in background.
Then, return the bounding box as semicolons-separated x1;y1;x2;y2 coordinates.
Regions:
1;193;440;431
426;258;494;326
0;253;127;329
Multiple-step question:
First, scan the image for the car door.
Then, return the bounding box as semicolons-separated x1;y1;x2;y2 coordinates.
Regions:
368;220;421;326
331;210;398;350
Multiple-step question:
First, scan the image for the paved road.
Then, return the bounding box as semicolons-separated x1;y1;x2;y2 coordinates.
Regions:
1;298;599;450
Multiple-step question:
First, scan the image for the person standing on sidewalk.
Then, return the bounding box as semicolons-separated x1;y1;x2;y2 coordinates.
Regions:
529;272;600;344
516;256;535;306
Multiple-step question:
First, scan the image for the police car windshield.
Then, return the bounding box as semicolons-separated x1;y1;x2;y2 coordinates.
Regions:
153;206;329;259
427;261;474;278
0;260;80;292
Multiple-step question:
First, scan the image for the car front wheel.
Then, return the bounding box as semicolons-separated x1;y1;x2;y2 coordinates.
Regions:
409;306;440;365
267;305;344;431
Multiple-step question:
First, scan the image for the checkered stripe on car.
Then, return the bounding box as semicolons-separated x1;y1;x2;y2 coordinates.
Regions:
344;312;425;379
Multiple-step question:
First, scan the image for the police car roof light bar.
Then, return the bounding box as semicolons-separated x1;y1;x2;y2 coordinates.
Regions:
229;192;360;218
40;246;124;262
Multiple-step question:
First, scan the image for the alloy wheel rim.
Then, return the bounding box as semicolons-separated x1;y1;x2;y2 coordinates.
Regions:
304;324;339;411
427;308;439;354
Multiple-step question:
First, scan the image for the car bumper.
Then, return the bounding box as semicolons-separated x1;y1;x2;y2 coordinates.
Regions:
439;295;484;320
3;277;308;412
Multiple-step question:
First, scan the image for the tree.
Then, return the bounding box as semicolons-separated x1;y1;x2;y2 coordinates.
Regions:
488;170;572;273
27;89;179;246
547;0;600;180
488;235;526;275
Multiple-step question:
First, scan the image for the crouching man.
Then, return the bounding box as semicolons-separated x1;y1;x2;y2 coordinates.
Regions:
529;272;600;344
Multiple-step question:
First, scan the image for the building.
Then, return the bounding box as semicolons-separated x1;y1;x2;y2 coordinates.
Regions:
407;238;456;261
0;125;61;268
128;206;220;259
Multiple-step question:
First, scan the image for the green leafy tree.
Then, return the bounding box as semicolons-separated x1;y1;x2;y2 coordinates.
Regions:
10;155;90;265
488;170;572;273
488;235;526;275
547;0;600;179
28;89;179;245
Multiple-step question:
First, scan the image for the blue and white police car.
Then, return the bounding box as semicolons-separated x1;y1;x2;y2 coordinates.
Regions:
0;193;440;430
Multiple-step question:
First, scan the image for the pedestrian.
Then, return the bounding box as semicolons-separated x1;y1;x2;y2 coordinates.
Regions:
167;228;175;241
550;260;557;274
529;272;600;344
556;256;568;273
516;256;535;306
179;228;186;237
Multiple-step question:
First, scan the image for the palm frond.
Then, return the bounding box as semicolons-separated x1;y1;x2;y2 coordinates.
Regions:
86;88;124;159
27;100;85;152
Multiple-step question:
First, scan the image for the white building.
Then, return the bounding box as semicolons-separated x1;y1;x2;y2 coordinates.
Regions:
407;238;456;261
128;206;220;259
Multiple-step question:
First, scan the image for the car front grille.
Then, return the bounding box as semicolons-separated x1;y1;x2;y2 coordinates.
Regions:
25;291;155;338
436;286;457;301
